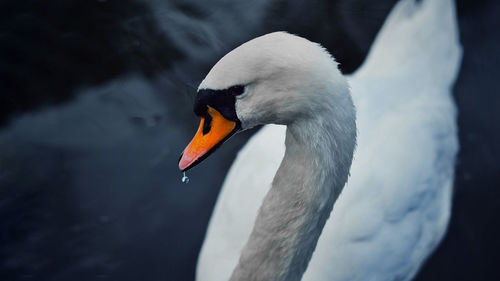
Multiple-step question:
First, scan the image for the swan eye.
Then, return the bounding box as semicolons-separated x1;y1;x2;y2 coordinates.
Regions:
228;85;245;96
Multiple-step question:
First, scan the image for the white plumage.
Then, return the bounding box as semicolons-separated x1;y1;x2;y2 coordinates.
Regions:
197;0;462;280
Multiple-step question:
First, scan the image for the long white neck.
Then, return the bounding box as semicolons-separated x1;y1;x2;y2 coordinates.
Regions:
230;86;356;281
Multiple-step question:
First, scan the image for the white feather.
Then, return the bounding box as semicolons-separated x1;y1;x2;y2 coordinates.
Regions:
197;0;462;280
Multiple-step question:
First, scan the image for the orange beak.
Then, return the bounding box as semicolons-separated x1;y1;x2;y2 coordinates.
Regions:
179;106;238;171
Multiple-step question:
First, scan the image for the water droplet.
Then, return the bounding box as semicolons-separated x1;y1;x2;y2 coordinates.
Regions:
181;172;189;184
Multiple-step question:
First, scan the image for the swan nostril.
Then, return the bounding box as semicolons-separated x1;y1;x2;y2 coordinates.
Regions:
202;113;213;135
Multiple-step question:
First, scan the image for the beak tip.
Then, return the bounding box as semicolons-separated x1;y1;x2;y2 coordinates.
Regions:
178;153;184;171
179;154;193;171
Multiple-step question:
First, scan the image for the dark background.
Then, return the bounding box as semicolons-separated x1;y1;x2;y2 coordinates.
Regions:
0;0;498;280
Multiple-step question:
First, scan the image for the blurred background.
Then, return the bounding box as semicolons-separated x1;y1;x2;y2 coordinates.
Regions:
0;0;498;280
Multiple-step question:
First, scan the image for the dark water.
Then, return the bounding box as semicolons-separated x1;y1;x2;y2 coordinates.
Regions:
0;0;498;280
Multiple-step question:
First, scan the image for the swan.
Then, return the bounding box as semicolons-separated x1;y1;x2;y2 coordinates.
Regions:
179;0;462;280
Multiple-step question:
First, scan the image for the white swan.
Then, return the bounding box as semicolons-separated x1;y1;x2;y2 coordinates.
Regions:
180;0;462;280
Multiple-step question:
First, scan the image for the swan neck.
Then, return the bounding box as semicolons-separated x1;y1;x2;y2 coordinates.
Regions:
230;93;356;281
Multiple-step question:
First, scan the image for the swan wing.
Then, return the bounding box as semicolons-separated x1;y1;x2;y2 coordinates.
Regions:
197;125;286;281
305;0;461;280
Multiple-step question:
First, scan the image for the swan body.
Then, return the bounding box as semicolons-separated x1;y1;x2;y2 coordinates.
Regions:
197;0;461;281
195;0;462;280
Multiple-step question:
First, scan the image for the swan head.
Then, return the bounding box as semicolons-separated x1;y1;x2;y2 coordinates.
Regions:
179;32;348;171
